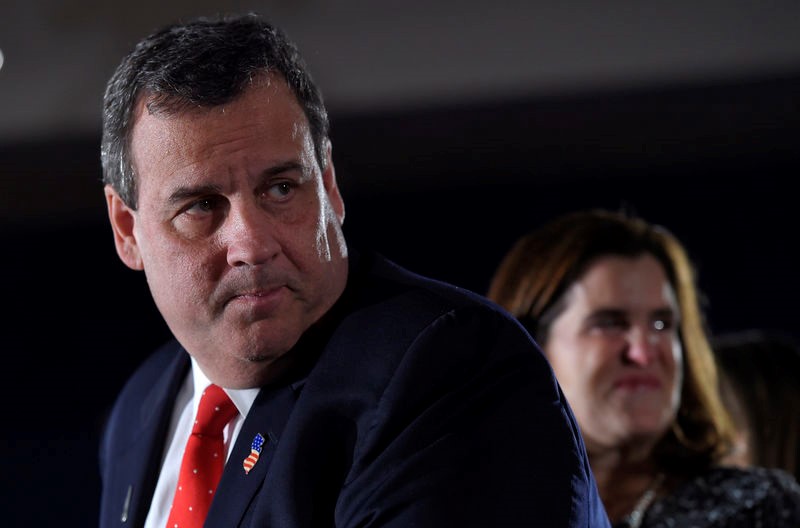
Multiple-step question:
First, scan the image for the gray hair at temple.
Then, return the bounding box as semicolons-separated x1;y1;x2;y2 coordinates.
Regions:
100;12;330;209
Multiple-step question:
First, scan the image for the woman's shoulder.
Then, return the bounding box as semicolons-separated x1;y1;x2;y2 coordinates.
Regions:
700;465;800;492
643;465;800;528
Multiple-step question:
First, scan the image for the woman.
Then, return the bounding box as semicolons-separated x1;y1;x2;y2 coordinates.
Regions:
487;208;800;527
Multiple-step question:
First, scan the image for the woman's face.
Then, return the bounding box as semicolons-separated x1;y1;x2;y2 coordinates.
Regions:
544;254;683;456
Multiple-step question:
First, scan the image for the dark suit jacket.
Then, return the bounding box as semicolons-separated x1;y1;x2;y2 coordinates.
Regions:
99;251;610;527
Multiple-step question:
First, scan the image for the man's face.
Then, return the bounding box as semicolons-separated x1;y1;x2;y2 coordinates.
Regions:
105;75;348;388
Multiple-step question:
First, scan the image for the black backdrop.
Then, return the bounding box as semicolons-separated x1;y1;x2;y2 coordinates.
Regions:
2;72;798;526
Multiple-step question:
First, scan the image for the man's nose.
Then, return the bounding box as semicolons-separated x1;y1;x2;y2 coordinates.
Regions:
223;201;280;267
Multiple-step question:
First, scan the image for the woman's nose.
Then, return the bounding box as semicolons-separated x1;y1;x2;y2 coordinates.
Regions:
623;325;661;366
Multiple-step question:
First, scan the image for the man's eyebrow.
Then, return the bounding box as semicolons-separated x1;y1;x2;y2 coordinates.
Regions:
165;161;310;205
265;160;306;175
168;184;222;205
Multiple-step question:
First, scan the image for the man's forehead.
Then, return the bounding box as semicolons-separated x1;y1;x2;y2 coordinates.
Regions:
130;78;304;141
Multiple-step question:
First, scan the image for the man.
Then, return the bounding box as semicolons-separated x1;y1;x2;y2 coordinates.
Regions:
98;13;609;528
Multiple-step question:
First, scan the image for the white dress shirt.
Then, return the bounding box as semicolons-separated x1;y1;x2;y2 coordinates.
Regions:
143;358;260;528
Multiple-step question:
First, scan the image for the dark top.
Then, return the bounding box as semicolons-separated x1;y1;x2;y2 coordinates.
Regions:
99;250;611;527
617;466;800;528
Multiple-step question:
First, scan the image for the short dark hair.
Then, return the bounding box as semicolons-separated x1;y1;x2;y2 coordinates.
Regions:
100;13;329;208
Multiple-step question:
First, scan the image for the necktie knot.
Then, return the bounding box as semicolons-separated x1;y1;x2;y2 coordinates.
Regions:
193;384;238;436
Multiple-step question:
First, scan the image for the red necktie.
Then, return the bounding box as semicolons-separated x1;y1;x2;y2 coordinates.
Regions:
165;384;238;528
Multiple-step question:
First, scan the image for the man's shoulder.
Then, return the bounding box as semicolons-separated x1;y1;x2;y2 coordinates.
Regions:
108;339;188;416
321;250;547;382
350;250;514;327
99;339;187;460
126;339;187;387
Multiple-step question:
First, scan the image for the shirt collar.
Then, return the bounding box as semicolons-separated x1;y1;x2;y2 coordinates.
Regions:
189;356;260;422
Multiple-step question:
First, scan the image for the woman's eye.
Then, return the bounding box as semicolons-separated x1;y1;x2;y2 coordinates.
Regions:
595;317;626;329
652;318;673;331
588;315;628;335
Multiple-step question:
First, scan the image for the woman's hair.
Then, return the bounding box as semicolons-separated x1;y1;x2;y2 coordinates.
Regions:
487;208;734;473
714;329;800;480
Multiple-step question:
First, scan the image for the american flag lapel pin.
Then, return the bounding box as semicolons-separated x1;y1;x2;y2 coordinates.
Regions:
243;433;265;474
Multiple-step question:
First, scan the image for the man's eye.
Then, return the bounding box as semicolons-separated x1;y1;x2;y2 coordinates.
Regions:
184;197;221;215
266;181;294;200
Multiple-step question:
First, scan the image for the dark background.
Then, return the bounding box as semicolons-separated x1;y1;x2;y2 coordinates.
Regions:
3;73;799;526
2;3;799;526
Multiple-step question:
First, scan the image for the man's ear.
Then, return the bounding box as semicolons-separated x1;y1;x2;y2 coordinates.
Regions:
104;185;144;270
321;141;345;224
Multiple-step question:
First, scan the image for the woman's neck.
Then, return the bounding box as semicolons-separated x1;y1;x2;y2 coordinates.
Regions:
589;447;663;524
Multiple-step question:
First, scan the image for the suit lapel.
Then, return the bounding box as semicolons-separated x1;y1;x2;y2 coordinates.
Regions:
206;383;299;527
114;350;190;527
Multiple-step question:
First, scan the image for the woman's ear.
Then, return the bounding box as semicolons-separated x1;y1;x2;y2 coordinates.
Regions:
104;185;144;270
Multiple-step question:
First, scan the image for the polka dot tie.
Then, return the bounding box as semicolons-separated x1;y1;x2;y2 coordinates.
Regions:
165;384;238;528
